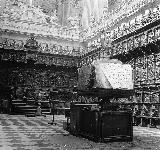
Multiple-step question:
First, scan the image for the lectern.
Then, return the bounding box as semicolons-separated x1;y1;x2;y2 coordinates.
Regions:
68;58;134;142
69;89;133;142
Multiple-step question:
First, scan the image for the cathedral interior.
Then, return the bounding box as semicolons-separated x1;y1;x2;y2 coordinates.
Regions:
1;0;160;149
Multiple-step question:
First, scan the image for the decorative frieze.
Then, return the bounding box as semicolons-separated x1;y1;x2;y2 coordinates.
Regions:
0;34;83;57
0;48;80;67
111;4;160;41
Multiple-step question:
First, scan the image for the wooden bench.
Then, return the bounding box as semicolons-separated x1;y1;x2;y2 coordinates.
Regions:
133;115;160;128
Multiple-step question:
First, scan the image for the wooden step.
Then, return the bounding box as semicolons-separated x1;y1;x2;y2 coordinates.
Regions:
16;105;37;109
12;103;26;106
12;99;23;102
42;108;51;111
11;99;51;116
25;111;50;115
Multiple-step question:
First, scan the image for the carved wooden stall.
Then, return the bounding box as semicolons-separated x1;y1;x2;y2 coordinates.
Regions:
78;6;160;128
109;8;160;127
0;43;78;115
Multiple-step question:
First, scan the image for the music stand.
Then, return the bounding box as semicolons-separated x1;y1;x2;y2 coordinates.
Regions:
48;100;59;125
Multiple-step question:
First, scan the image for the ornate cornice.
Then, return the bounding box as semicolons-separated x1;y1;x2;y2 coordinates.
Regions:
0;29;83;57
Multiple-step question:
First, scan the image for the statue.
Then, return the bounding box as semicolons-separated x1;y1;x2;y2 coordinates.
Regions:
24;34;39;50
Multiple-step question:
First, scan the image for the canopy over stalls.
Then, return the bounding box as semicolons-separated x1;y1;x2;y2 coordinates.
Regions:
78;58;133;91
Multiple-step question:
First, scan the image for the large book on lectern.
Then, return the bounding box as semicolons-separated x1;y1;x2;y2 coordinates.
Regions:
78;58;133;91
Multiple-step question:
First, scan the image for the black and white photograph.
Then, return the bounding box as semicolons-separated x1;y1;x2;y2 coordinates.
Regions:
0;0;160;149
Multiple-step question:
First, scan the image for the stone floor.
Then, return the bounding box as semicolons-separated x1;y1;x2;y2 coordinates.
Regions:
0;114;160;150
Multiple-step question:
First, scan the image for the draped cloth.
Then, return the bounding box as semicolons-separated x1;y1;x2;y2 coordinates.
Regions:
78;58;133;90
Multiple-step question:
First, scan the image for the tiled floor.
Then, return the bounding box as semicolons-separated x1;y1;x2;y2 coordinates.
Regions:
0;114;160;150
